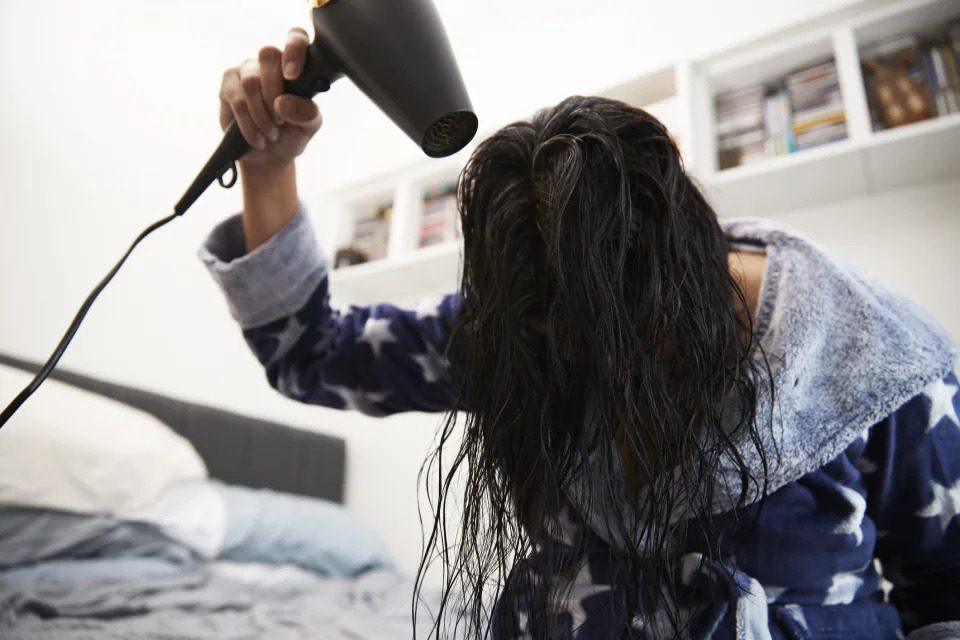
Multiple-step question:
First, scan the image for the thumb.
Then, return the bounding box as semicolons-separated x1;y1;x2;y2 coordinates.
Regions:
275;95;322;128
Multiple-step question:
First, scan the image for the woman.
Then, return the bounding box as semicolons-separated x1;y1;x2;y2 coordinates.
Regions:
201;29;960;639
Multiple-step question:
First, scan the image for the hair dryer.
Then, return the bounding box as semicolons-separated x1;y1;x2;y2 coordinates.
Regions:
175;0;478;217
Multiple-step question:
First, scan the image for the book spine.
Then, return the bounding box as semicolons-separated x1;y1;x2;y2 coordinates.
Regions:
763;95;778;157
715;107;765;136
718;128;767;149
776;90;793;153
792;105;846;132
931;48;953;114
795;134;848;151
923;52;944;116
940;46;960;87
940;45;960;115
795;122;847;145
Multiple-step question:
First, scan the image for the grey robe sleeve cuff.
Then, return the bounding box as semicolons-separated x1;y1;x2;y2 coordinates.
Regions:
198;206;328;329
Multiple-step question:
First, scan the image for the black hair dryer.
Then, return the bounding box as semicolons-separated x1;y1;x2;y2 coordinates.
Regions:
175;0;478;216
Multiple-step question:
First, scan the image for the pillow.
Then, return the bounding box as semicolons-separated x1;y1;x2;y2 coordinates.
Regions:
127;478;227;559
215;482;395;577
0;364;207;515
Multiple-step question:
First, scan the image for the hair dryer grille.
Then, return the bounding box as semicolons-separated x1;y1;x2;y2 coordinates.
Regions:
423;110;479;158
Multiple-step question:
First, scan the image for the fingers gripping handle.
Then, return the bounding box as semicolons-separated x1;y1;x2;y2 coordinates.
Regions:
173;44;339;217
284;44;341;98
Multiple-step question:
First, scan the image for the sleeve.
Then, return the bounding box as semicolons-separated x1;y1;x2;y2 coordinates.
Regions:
860;369;960;639
198;207;460;416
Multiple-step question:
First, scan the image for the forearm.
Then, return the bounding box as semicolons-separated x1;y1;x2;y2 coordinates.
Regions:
240;161;300;253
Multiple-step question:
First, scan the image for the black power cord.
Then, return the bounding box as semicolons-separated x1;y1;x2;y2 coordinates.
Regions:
0;119;247;429
0;212;180;428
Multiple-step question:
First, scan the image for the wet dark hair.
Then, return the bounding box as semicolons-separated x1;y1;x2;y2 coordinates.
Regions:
415;96;771;639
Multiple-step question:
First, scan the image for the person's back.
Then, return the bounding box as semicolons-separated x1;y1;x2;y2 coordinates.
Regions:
201;30;960;639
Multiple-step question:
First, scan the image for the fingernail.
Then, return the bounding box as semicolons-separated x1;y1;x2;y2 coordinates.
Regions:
253;135;266;150
284;63;297;79
267;127;279;142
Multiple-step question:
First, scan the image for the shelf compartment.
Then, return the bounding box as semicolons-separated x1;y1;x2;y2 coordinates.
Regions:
329;241;461;307
698;112;960;217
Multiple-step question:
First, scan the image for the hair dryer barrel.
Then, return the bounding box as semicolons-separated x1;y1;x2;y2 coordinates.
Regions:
312;0;478;158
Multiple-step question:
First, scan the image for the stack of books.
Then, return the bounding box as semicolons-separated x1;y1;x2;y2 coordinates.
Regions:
716;87;767;170
762;89;795;158
715;57;847;170
418;183;459;248
786;59;848;151
351;204;392;262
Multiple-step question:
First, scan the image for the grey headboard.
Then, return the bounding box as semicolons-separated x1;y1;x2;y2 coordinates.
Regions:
0;353;345;504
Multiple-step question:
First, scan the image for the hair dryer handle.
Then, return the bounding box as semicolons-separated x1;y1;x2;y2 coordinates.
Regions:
284;44;341;98
173;44;340;217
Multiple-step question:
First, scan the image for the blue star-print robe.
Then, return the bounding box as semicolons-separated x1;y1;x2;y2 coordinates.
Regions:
201;209;960;640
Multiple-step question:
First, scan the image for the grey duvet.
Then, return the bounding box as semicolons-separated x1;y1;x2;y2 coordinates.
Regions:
1;562;441;639
0;507;446;639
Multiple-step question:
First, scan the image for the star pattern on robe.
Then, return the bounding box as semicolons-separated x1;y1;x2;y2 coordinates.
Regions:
415;297;441;320
823;571;863;605
764;586;787;604
265;314;308;366
322;383;390;416
923;377;959;433
832;484;866;546
311;323;339;356
916;478;960;534
564;563;611;627
411;340;450;384
357;317;398;358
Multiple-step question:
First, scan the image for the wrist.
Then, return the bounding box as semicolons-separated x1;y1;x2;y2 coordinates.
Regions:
239;160;295;188
239;161;299;253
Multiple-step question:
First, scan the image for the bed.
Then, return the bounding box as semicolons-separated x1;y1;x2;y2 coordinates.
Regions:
0;353;446;639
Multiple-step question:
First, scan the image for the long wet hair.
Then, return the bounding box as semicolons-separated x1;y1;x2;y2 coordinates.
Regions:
415;96;771;639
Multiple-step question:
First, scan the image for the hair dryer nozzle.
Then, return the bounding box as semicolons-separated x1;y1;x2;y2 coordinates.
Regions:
424;110;479;158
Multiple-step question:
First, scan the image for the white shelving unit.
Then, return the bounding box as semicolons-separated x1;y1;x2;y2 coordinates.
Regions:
328;0;960;306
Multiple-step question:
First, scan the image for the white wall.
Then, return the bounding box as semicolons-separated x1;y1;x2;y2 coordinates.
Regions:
775;179;960;342
3;0;944;581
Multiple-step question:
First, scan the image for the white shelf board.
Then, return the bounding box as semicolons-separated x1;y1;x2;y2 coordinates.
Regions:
699;140;868;217
864;114;960;193
852;0;959;47
329;241;461;307
699;114;960;217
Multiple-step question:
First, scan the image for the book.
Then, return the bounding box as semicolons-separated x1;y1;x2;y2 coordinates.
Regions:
792;107;846;134
922;50;943;115
795;122;847;146
789;82;843;113
931;48;955;114
715;85;768;169
719;128;766;149
939;45;960;113
715;58;849;168
715;104;765;137
785;59;838;86
763;91;795;157
352;204;392;261
418;183;459;248
715;86;765;112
